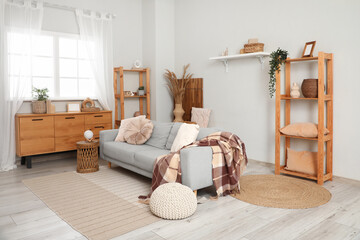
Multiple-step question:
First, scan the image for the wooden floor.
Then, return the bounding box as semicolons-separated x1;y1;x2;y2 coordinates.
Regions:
1;155;360;240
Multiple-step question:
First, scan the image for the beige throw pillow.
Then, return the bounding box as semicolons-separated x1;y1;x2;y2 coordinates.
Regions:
115;115;146;142
280;122;329;138
171;123;200;152
191;107;211;128
124;118;154;145
285;148;317;176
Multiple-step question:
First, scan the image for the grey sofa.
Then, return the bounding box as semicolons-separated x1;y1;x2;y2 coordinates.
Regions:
100;121;219;190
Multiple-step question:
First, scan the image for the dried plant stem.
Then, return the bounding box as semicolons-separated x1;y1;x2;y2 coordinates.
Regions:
164;64;193;104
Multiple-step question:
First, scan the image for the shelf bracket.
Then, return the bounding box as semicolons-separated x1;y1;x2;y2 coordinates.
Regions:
257;56;265;69
222;59;229;72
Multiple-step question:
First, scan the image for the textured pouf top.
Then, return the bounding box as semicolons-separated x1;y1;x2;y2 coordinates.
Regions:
150;183;197;220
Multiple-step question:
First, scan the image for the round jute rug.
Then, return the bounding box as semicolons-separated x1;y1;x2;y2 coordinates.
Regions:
232;175;332;209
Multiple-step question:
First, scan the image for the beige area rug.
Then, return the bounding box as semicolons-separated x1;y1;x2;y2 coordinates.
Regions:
23;167;160;240
232;175;332;209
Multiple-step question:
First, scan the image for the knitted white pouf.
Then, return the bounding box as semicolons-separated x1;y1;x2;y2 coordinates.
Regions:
150;183;197;220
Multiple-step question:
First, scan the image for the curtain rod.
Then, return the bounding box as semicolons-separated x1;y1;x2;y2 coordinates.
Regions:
43;2;116;18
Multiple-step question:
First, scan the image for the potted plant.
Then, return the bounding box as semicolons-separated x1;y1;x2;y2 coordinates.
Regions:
164;64;193;122
268;48;288;98
32;87;49;114
138;86;145;96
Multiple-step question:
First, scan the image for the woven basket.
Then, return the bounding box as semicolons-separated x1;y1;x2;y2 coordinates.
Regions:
244;43;264;53
301;79;318;98
32;101;46;114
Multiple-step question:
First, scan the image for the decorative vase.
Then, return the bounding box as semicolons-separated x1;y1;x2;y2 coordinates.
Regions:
32;101;46;114
290;83;301;98
138;90;145;96
301;79;318;98
84;130;94;142
173;104;185;122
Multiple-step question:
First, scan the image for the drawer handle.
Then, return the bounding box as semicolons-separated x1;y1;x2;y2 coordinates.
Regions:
94;126;104;129
32;118;43;121
95;137;99;139
94;115;103;118
65;117;75;119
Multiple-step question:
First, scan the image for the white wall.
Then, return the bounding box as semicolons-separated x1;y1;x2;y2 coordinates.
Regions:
174;0;360;181
142;0;175;122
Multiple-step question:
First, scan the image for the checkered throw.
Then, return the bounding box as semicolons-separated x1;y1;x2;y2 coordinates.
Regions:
143;131;247;198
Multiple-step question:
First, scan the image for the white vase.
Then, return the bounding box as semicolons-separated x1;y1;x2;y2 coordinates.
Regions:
290;83;301;98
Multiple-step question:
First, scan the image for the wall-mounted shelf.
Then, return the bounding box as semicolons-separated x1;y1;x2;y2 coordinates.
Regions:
209;52;270;72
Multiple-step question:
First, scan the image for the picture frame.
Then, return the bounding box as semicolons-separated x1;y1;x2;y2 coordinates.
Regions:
67;102;81;112
302;41;316;58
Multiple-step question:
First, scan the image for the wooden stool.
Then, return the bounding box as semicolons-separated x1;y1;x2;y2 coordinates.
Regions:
76;141;99;173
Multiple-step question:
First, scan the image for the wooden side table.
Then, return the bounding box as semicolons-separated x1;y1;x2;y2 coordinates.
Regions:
76;141;99;173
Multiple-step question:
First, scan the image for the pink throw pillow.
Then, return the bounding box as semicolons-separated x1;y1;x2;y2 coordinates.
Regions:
280;122;329;138
115;115;146;142
285;148;317;176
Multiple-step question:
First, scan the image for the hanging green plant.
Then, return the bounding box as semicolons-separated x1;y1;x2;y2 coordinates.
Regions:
268;48;288;98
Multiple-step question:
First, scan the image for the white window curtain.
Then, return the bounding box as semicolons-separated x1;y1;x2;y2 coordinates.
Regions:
75;10;115;116
0;0;43;171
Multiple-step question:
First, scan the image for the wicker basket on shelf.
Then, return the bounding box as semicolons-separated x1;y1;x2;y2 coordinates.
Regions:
244;43;264;53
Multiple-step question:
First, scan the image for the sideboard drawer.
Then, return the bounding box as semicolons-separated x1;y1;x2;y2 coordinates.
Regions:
20;138;54;156
55;115;84;137
55;136;84;152
85;113;111;125
85;123;112;138
19;116;54;140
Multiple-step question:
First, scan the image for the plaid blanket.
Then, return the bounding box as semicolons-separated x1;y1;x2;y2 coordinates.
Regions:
146;131;247;198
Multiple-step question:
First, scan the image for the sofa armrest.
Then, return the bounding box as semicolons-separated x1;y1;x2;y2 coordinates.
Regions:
100;129;118;159
180;146;213;190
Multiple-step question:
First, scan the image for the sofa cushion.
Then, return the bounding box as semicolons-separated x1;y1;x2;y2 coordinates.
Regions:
196;127;221;140
134;149;170;173
165;122;182;150
145;121;173;149
124;118;154;145
191;107;211;128
103;141;155;166
171;123;199;152
115;115;146;142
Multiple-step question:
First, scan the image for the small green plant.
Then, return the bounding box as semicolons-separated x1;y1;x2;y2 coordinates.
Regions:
268;48;288;98
32;87;49;101
138;86;145;90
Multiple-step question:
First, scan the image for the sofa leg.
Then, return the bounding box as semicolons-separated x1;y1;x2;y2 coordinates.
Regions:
193;190;197;197
108;162;111;168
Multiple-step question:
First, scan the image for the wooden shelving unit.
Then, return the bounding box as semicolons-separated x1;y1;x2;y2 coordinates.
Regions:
113;67;150;128
275;52;333;185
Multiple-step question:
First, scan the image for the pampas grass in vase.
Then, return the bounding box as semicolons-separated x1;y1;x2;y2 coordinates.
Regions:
165;64;193;122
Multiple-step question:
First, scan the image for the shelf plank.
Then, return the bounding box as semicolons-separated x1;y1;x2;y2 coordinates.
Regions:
285;56;318;62
280;95;332;101
124;95;147;98
115;94;147;99
209;52;270;61
123;69;147;72
279;166;317;180
280;133;332;142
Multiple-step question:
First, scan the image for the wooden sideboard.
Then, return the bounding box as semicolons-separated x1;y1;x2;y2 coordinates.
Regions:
15;111;112;168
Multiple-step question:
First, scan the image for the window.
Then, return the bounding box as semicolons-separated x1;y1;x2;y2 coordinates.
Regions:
7;31;95;99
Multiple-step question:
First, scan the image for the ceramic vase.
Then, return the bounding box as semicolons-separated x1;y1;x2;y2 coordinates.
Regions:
290;83;301;98
32;101;46;114
301;79;318;98
173;103;185;122
138;90;145;96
